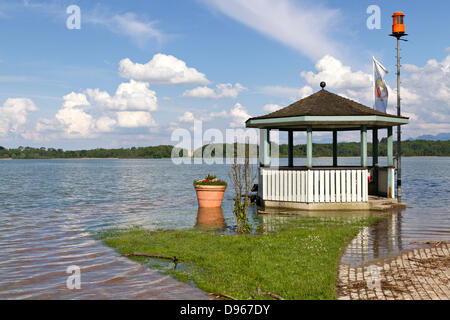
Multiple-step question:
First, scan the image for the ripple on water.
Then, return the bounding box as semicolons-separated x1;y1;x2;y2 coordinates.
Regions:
0;158;448;298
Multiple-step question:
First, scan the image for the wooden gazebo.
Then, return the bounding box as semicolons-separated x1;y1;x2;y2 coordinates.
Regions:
246;86;409;210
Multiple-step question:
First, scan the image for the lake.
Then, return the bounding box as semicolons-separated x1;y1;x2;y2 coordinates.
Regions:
0;157;448;299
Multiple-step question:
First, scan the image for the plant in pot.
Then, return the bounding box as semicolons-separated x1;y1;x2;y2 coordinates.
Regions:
194;174;227;208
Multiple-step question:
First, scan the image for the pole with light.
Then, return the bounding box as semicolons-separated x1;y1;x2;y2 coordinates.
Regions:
389;11;407;202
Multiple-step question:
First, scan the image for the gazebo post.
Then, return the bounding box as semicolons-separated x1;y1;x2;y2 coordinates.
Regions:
288;130;294;167
387;127;393;166
360;125;367;167
332;130;338;167
259;129;271;167
306;125;312;168
387;127;394;198
372;128;379;194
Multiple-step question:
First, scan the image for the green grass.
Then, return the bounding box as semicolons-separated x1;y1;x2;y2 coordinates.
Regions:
98;216;380;300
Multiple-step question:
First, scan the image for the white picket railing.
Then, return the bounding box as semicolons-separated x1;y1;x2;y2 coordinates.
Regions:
261;168;368;203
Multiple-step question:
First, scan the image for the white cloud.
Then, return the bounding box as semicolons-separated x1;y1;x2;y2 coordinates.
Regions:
96;116;117;132
183;83;246;99
63;92;90;109
117;111;156;128
203;0;340;60
178;111;196;123
403;55;450;104
42;78;159;138
175;106;237;129
399;54;450;136
298;86;314;99
86;80;157;112
301;55;371;91
229;103;251;128
0;98;38;136
55;106;94;137
177;109;228;125
263;104;282;113
119;54;209;85
85;12;163;47
19;2;164;48
296;55;374;106
296;52;450;138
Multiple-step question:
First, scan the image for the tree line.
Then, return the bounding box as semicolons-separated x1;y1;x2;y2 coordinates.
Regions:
0;145;180;159
0;140;449;159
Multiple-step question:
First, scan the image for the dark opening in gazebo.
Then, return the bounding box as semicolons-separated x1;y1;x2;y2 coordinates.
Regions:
245;86;409;211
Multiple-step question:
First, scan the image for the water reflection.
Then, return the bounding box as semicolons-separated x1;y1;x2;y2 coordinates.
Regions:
341;211;404;266
195;207;226;231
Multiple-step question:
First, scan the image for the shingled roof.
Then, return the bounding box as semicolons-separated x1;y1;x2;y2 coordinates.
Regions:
248;89;407;121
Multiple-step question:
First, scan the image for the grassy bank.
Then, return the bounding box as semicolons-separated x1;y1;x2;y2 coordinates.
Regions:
98;217;379;300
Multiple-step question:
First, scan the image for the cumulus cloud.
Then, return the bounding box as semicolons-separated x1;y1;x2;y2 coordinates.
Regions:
117;111;156;128
183;83;246;99
55;106;94;137
301;55;372;91
263;104;282;113
119;54;209;85
0;98;38;136
178;111;196;123
296;55;374;107
399;54;450;136
86;80;157;112
173;104;249;129
403;55;450;104
62;92;90;109
203;0;340;60
229;103;251;128
96;116;117;132
177;109;228;125
40;78;159;138
296;52;450;138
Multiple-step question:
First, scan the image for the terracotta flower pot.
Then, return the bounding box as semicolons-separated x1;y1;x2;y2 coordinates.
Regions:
194;184;227;208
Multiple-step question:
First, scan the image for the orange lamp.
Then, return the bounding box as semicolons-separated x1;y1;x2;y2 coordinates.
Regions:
392;11;405;35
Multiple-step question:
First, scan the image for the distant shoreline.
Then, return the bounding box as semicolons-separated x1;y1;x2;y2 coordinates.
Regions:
1;156;449;160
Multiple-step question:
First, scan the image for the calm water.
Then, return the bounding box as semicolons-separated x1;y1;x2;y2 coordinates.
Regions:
0;157;448;298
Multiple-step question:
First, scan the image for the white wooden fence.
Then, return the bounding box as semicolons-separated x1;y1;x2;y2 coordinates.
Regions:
261;168;368;203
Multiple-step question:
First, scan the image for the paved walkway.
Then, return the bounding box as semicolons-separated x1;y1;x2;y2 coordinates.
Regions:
337;243;450;300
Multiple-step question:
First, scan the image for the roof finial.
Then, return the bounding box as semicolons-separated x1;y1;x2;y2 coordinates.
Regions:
320;81;326;90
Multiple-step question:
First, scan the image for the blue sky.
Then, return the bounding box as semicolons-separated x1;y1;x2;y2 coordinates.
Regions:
0;0;449;149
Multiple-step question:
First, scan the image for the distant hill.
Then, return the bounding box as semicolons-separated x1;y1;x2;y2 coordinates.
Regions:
1;140;450;159
412;132;450;141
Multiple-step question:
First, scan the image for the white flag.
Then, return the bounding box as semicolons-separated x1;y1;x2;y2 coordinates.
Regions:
373;57;389;112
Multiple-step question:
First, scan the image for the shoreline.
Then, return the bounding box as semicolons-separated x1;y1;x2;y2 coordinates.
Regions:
1;156;449;160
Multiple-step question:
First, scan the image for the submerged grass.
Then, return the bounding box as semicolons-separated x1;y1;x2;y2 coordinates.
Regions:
98;216;380;300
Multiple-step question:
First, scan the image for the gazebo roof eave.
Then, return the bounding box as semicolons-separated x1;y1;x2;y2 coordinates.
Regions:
245;114;409;130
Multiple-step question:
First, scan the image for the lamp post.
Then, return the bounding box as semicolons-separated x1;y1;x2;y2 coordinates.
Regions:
389;11;407;202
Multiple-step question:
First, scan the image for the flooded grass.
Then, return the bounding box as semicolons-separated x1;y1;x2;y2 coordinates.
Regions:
98;217;380;300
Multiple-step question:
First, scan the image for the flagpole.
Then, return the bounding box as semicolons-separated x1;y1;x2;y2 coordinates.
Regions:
390;34;407;203
396;36;402;202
